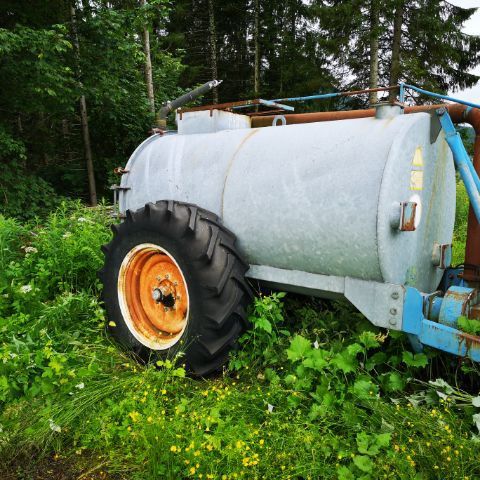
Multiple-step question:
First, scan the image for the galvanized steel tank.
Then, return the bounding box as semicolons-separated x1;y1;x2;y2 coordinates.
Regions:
119;106;455;294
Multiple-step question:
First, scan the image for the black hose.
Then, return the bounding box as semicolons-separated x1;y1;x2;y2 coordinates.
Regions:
156;80;222;129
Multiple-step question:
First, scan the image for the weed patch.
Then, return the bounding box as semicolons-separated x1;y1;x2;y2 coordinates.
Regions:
1;196;479;479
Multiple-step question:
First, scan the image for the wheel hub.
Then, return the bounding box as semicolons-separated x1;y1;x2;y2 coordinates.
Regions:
152;280;177;308
117;243;189;350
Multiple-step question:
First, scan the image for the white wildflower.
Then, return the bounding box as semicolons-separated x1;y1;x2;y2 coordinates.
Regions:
313;340;319;349
20;285;32;294
77;217;87;223
49;419;61;433
62;232;72;239
267;403;274;413
75;382;85;390
23;246;38;254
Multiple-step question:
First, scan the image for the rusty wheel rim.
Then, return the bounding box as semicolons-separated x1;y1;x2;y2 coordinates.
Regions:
118;243;189;350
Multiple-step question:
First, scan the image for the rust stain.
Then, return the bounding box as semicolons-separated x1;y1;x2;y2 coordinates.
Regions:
220;129;260;217
400;202;417;231
457;331;480;356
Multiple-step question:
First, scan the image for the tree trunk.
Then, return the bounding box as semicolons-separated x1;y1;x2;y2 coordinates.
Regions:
253;0;260;96
71;3;97;206
208;0;219;104
389;0;404;102
141;0;155;114
369;0;379;104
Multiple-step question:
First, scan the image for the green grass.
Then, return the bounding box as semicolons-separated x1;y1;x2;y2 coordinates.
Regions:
0;191;479;480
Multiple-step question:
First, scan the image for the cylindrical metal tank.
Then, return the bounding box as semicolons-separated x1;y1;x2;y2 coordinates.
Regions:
119;109;455;294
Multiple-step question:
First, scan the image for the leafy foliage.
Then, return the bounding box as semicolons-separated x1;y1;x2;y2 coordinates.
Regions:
0;202;479;478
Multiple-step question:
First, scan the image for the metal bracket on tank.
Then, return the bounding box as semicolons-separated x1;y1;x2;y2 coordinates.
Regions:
110;184;130;219
344;278;405;330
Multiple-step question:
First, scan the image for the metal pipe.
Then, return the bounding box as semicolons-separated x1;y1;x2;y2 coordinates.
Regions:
270;86;398;104
156;80;222;129
251;102;480;282
464;148;480;193
403;84;480;110
438;109;480;222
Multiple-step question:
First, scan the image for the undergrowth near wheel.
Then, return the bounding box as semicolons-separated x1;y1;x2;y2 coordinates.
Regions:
0;193;479;479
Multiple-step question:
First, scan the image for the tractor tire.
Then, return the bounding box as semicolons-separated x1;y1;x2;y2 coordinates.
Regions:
99;200;252;376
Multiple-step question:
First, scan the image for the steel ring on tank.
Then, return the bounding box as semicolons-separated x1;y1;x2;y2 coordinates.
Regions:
272;115;286;127
117;243;189;350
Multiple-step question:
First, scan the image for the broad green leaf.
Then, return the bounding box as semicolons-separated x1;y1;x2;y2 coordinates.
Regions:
332;350;358;373
347;343;363;356
287;335;312;362
402;351;428;368
358;331;380;349
303;348;329;371
353;455;373;473
255;317;272;333
352;379;378;400
385;372;405;392
458;316;480;335
375;433;391;449
356;431;371;454
337;466;355;480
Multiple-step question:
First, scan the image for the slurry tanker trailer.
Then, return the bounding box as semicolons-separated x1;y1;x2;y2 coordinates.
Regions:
99;81;480;376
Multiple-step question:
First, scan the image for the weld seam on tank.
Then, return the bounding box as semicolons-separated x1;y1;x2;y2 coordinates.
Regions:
220;129;260;218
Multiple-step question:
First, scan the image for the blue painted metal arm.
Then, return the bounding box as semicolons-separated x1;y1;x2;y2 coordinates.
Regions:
403;84;480;110
464;149;480;193
403;287;480;362
438;110;480;223
270;92;340;103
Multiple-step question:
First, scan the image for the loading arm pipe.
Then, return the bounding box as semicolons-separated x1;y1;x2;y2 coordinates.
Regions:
156;80;222;129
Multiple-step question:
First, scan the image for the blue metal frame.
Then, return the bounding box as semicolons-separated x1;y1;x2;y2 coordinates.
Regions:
402;83;480;110
437;109;480;223
403;287;480;362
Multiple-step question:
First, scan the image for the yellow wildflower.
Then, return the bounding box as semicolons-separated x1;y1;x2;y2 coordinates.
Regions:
128;411;141;423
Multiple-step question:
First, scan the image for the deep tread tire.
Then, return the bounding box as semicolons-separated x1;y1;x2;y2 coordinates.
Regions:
99;200;252;376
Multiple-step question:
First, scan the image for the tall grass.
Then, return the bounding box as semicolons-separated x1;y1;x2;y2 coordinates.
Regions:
0;195;479;479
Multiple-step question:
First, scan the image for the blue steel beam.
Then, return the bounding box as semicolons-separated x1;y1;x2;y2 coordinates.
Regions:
437;109;480;223
402;287;480;362
402;83;480;110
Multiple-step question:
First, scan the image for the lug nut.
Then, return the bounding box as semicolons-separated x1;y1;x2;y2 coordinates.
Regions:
390;308;397;315
391;292;399;300
389;317;397;326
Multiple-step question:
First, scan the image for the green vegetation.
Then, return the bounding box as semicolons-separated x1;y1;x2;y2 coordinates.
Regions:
1;1;480;478
1;1;478;215
0;197;479;479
